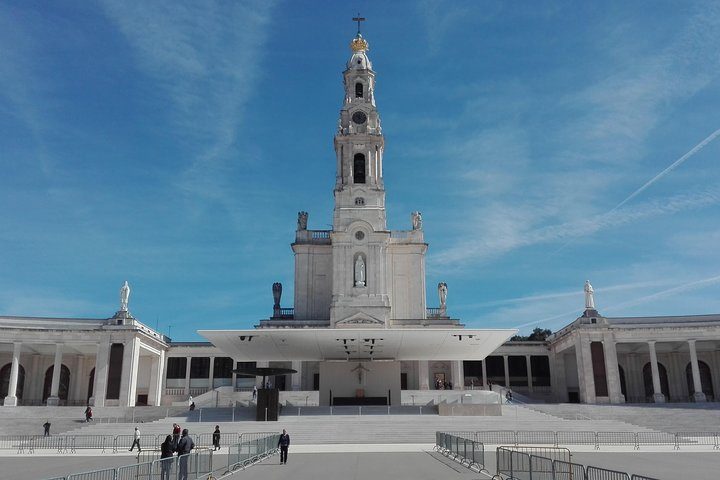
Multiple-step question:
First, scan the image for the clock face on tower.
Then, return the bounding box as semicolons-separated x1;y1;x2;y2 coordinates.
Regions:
352;111;367;125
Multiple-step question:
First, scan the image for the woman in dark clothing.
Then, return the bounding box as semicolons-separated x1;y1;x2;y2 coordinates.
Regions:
160;435;175;480
212;426;221;451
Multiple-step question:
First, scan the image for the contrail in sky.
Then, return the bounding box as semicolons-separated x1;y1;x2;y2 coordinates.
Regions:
611;127;720;211
553;128;720;254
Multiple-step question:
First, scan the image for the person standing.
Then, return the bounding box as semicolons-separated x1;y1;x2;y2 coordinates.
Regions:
176;428;195;480
43;420;51;436
278;429;290;465
172;423;181;447
252;385;257;401
160;435;175;480
212;425;221;451
129;426;141;452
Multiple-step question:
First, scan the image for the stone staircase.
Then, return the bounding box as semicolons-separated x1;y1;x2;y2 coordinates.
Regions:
61;404;655;445
0;406;187;436
525;402;720;433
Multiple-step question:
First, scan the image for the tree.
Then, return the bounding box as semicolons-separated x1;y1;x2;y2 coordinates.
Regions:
510;327;552;342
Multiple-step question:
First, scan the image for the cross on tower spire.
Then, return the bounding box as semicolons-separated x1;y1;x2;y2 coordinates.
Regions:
352;13;366;35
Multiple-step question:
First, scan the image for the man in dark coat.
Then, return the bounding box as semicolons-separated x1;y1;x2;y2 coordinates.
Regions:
176;428;195;480
278;429;290;464
43;421;51;436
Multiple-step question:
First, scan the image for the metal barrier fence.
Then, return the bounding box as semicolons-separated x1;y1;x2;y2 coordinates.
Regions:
434;432;485;472
494;446;660;480
586;466;630;480
45;434;279;480
459;430;720;450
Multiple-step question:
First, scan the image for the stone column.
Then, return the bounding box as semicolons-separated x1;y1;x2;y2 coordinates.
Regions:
481;360;488;389
231;359;238;391
148;353;162;406
4;342;22;406
648;341;665;403
90;341;110;406
688;340;706;402
47;343;64;406
119;338;140;406
184;356;192;395
418;360;429;390
503;355;510;388
451;360;463;390
550;352;567;402
208;356;215;391
603;338;624;403
525;355;533;393
291;361;302;391
575;336;595;404
74;355;86;404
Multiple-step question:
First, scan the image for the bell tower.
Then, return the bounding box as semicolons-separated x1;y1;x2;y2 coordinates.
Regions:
332;31;386;232
329;26;392;327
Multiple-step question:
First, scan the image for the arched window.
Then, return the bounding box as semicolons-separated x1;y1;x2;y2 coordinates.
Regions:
0;363;26;400
642;362;670;401
353;154;366;184
685;361;714;401
355;82;363;98
43;364;71;403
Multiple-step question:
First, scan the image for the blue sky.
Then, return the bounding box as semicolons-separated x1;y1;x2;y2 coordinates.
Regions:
2;1;720;341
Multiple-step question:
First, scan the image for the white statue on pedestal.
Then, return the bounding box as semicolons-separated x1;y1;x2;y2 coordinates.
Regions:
354;256;366;287
120;281;131;312
438;282;448;308
411;211;423;230
584;280;595;310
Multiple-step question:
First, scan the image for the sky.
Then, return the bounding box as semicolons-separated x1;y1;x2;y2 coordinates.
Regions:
2;1;720;341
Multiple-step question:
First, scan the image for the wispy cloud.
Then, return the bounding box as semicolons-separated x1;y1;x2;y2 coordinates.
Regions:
433;187;720;266
100;0;276;207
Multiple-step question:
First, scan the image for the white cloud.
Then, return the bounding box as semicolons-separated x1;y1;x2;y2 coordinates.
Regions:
99;0;276;207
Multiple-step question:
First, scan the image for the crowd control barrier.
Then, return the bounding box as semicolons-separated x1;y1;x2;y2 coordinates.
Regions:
434;432;486;472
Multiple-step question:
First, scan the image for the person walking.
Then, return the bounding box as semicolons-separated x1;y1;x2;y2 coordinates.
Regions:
129;426;141;452
84;406;93;422
252;385;257;401
212;425;221;451
176;428;195;480
278;429;290;465
160;435;175;480
505;390;513;404
43;420;51;436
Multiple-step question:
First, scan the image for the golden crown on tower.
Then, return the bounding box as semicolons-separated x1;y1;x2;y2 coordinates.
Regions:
350;34;369;52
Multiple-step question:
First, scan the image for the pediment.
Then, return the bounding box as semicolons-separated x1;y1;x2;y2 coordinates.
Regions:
336;312;385;328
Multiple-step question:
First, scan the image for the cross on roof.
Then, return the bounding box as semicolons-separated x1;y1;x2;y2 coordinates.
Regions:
352;13;366;35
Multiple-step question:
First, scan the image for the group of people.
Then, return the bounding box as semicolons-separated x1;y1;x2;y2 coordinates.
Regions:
434;378;453;390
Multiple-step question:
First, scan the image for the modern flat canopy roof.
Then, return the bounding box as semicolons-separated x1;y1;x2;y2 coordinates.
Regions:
197;328;517;362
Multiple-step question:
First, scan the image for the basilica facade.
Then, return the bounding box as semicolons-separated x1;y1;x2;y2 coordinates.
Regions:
2;33;719;409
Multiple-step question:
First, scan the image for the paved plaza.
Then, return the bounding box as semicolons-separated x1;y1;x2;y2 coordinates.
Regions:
3;444;719;479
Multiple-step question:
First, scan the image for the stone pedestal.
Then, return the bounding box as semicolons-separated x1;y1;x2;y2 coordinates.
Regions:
3;396;18;406
653;393;666;403
693;391;707;402
46;396;60;406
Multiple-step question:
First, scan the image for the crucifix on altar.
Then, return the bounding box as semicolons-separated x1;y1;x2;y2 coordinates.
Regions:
351;362;371;384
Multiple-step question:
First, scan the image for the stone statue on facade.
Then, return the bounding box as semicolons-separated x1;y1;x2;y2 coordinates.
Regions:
354;255;366;287
438;282;448;309
272;282;282;308
584;280;595;310
297;211;308;231
119;281;130;312
411;211;422;230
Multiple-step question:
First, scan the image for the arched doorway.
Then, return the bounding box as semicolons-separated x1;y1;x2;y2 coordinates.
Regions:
87;368;95;402
618;365;627;399
43;365;70;403
0;363;26;400
685;361;714;401
642;362;670;401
